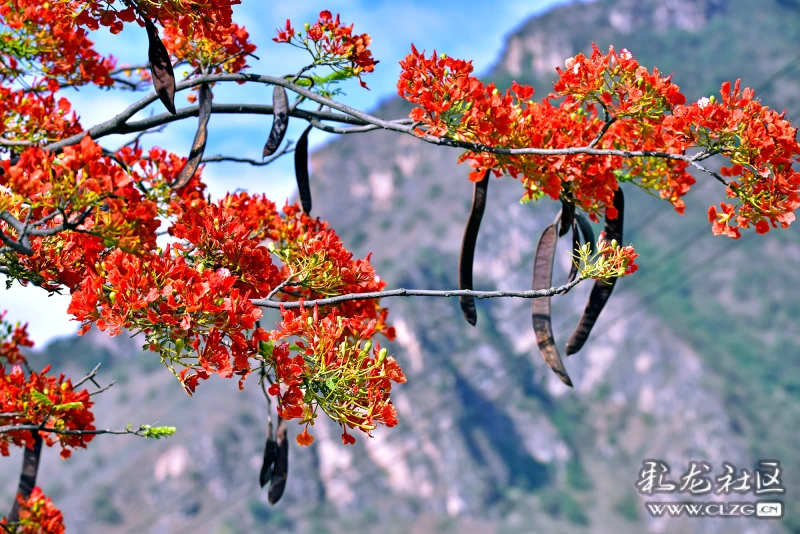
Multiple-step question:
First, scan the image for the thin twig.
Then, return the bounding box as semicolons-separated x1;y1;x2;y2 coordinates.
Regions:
90;381;117;397
588;108;617;148
201;142;295;166
73;363;102;388
0;424;155;437
265;275;296;301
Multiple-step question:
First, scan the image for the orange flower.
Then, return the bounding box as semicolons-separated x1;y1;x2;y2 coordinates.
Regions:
296;428;314;446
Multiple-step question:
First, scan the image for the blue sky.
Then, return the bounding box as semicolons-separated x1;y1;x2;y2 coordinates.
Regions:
2;0;571;346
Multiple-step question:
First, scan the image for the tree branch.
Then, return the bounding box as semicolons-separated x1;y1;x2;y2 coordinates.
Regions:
202;141;295;166
37;72;730;182
252;277;583;309
0;424;157;437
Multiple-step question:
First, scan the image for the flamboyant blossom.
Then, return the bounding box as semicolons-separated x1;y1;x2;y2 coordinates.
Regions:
266;303;405;445
273;10;378;89
0;314;96;459
398;44;799;234
0;487;65;534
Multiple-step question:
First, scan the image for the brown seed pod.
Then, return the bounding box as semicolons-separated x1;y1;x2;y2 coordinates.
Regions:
532;221;573;387
565;188;625;356
267;418;288;504
259;420;277;489
295;124;314;214
144;17;176;115
172;83;212;190
458;170;490;326
263;85;290;157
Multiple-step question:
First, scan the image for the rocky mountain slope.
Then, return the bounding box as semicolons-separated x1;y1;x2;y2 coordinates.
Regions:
3;0;800;532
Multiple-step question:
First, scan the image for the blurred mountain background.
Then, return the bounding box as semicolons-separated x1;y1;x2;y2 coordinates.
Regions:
3;0;800;532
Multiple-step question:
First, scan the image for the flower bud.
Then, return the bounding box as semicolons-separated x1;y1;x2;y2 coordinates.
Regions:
378;348;387;363
610;239;618;248
440;52;447;59
109;291;117;303
363;340;372;353
304;22;310;31
197;263;206;273
267;242;276;252
60;382;68;392
307;316;314;326
709;95;716;103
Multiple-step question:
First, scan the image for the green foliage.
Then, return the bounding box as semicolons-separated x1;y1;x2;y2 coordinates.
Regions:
613;492;640;522
126;423;177;439
92;485;124;525
538;488;590;525
248;499;272;523
566;458;593;492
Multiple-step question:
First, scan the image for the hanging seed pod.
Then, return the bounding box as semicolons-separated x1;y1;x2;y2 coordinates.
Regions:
295;125;314;214
263;86;290;157
144;17;176;115
565;188;625;356
268;418;288;504
532;220;573;387
566;217;580;286
458;170;490;326
558;199;575;238
172;83;212;190
259;420;277;489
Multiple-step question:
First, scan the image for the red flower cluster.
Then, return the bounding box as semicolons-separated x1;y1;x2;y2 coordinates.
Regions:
0;89;83;148
1;313;96;462
554;45;686;114
0;487;65;534
67;0;241;44
666;81;800;238
170;201;282;298
68;246;265;390
595;231;639;276
397;44;690;219
0;0;116;88
273;10;378;89
267;303;405;445
0;312;34;366
398;44;799;235
162;20;256;79
1;362;96;459
1;137;161;290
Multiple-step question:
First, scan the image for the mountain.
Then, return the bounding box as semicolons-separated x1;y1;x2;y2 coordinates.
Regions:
3;0;800;532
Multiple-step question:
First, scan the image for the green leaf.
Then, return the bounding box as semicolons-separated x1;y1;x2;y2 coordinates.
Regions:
325;377;337;391
140;425;177;439
54;402;84;411
258;340;275;357
31;390;53;406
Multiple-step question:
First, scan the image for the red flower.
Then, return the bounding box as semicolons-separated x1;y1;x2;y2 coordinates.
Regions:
296;428;314;446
